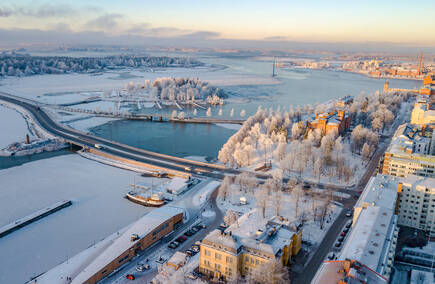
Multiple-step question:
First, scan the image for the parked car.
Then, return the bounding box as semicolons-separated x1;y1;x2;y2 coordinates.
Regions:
338;236;344;242
345;210;352;217
186;273;198;280
168;242;178;249
327;252;336;260
186;249;194;256
343;228;349;233
184;230;194;237
345;222;352;229
335;242;341;248
340;232;346;237
176;236;187;243
191;226;200;233
126;274;135;280
191;245;200;253
136;264;145;272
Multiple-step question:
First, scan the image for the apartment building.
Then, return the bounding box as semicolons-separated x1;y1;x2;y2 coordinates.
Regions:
396;175;435;234
382;123;435;178
199;213;302;282
342;175;400;279
410;100;435;125
306;109;351;135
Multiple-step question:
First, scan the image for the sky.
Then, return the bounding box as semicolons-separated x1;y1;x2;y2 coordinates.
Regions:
0;0;434;51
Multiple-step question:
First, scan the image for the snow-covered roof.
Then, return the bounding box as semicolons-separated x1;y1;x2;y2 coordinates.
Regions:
355;175;399;211
410;269;435;284
203;210;297;258
36;206;184;284
340;206;395;272
167;251;186;267
400;174;435;192
312;260;388;284
167;177;187;194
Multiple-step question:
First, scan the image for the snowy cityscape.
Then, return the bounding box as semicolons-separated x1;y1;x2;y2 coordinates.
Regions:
1;1;435;284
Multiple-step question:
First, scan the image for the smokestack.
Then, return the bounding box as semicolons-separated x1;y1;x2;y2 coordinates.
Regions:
25;134;30;144
418;52;423;76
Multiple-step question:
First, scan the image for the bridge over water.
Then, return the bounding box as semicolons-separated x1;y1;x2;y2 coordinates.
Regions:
52;105;245;124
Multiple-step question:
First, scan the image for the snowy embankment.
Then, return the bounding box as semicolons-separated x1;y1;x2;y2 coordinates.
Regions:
192;180;221;207
0;100;67;156
0;104;29;148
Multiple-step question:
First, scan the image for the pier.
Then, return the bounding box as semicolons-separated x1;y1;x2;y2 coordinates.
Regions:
0;200;72;238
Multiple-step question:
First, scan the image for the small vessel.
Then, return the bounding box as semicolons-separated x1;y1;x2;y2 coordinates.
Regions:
125;191;166;207
125;177;166;207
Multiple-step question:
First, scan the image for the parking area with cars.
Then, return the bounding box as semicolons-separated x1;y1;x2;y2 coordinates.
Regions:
328;219;353;259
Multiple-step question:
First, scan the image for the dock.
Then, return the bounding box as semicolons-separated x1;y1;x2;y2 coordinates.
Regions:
0;200;72;238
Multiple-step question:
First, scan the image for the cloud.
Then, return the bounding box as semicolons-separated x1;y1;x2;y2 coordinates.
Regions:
85;13;124;30
264;36;288;41
0;4;76;18
180;31;220;39
0;7;12;17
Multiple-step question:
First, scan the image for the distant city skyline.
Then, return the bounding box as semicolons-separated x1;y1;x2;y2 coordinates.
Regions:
0;0;434;51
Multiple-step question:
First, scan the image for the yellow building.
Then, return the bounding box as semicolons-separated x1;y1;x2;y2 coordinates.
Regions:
199;214;302;282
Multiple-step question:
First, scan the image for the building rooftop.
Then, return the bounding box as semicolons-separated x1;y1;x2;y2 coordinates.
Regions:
400;174;435;191
386;123;435;160
72;206;183;283
202;210;299;258
339;206;396;273
355;174;399;211
32;206;184;284
311;260;388;284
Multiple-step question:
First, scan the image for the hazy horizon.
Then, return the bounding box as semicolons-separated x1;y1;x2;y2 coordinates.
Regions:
1;0;435;54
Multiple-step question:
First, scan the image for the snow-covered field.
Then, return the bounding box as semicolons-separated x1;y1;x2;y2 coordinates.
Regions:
0;66;277;102
0;104;30;148
0;154;154;284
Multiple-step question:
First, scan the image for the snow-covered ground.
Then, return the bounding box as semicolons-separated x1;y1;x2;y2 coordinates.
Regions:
0;154;155;284
0;104;31;148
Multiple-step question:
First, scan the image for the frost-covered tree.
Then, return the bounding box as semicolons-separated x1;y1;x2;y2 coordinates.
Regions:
206;107;212;117
230;108;235;117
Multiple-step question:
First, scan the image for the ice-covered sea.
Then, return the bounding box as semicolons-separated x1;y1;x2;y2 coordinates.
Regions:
0;155;150;284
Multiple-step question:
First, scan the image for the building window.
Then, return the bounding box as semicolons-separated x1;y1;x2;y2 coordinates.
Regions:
226;256;233;263
204;249;211;257
215;263;221;270
215;253;222;260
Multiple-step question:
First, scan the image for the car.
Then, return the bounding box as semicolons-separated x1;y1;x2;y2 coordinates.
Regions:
191;226;200;233
168;242;178;249
186;249;194;256
345;210;352;217
338;236;344;242
340;232;346;237
185;273;198;280
327;252;336;260
136;265;145;272
176;236;187;243
195;241;201;246
191;245;200;253
184;167;192;171
345;222;352;229
184;230;194;236
343;228;349;233
126;274;135;280
335;242;341;248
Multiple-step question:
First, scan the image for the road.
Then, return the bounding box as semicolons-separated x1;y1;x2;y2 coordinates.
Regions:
100;180;224;284
291;103;410;284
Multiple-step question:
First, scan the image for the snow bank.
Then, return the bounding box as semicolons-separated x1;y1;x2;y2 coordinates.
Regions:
0;104;29;148
192;180;221;207
215;123;242;131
